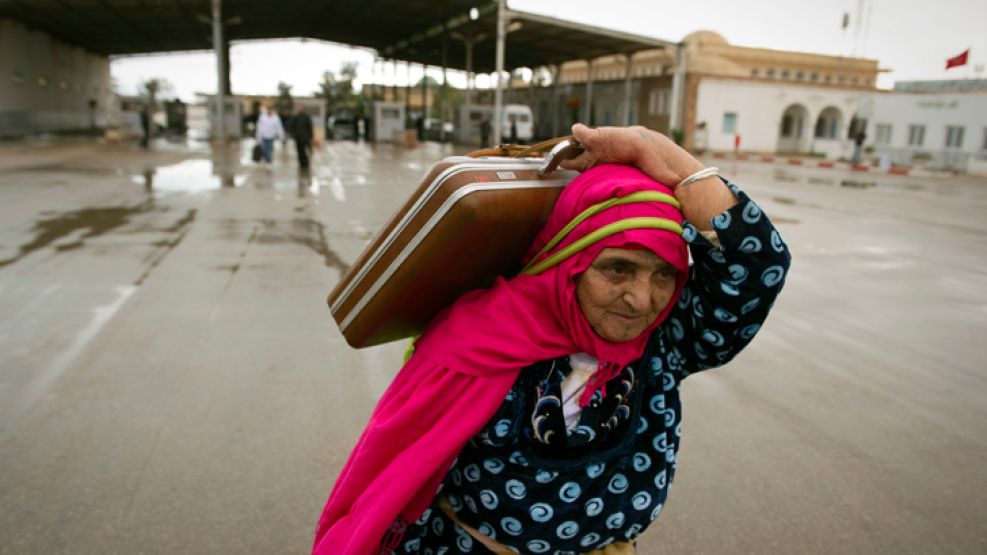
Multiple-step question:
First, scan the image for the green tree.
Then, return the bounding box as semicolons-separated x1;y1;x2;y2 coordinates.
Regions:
414;76;441;88
138;77;173;112
137;78;173;140
432;83;464;123
339;61;358;85
275;81;294;116
315;61;359;115
414;75;464;127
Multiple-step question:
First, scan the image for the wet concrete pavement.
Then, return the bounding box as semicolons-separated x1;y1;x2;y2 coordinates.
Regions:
0;138;985;554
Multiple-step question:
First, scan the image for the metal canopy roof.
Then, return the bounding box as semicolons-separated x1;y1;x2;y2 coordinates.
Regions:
0;0;674;72
378;7;675;72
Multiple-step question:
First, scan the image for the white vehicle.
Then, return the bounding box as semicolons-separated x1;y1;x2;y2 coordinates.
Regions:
501;104;533;143
456;104;535;145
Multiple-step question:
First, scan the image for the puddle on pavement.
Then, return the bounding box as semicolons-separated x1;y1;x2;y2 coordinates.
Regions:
772;169;800;183
254;217;350;274
840;179;877;189
771;169;924;193
0;202;197;273
134;159;246;194
213;227;259;291
22;164;120;176
132;209;196;286
769;196;818;216
0;202;153;268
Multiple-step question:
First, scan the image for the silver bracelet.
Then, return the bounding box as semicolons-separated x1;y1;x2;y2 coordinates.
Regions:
675;166;719;190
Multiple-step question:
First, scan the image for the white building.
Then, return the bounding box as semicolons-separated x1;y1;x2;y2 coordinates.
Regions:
694;78;862;159
549;30;880;155
865;89;987;173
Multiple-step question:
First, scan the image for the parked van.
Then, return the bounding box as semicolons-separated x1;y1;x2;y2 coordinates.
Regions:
501;104;534;143
456;103;535;145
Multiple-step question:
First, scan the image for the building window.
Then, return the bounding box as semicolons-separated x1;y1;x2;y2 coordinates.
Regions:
945;125;964;148
837;76;845;84
648;89;668;115
723;112;738;133
824;74;832;83
908;124;925;146
751;68;759;78
781;69;790;79
766;68;776;78
814;107;842;139
875;124;892;145
796;71;804;81
810;72;819;82
851;77;859;85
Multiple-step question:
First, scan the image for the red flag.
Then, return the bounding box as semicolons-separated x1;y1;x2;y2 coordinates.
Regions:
946;49;969;70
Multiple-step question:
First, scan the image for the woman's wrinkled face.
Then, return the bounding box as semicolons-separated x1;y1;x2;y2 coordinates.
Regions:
575;247;679;342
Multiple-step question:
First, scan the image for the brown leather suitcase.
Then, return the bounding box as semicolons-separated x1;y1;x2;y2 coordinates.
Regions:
328;139;583;348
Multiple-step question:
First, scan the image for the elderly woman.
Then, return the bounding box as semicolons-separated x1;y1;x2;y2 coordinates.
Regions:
313;124;791;554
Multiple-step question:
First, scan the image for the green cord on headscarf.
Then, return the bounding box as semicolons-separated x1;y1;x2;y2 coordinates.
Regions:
521;217;683;276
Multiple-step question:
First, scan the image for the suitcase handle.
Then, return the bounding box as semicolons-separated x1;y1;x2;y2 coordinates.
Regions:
538;139;584;177
466;135;585;177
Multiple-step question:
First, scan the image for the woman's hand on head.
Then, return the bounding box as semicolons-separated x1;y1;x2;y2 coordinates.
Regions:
562;124;738;229
561;124;705;189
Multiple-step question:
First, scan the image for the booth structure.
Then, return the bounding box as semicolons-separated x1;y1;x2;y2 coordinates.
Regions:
372;101;406;143
456;104;491;145
208;98;242;139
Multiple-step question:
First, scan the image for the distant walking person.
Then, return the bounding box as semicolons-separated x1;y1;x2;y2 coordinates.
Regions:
139;104;150;149
479;116;491;148
255;104;285;165
293;104;314;171
851;128;867;165
693;121;708;154
509;115;519;143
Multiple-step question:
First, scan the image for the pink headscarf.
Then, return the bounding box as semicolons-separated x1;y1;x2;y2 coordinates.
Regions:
313;165;687;554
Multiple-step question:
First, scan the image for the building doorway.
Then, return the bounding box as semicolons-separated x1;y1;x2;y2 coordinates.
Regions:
814;106;842;140
777;104;809;153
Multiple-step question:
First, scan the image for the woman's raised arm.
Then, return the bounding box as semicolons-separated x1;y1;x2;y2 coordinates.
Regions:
562;123;737;229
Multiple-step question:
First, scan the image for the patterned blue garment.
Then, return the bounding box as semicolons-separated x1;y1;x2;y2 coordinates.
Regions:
395;181;791;554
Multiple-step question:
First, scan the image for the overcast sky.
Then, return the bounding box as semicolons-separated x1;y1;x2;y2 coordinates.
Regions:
111;0;987;101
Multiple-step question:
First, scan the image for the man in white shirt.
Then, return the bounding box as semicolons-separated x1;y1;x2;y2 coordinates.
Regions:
255;104;284;164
